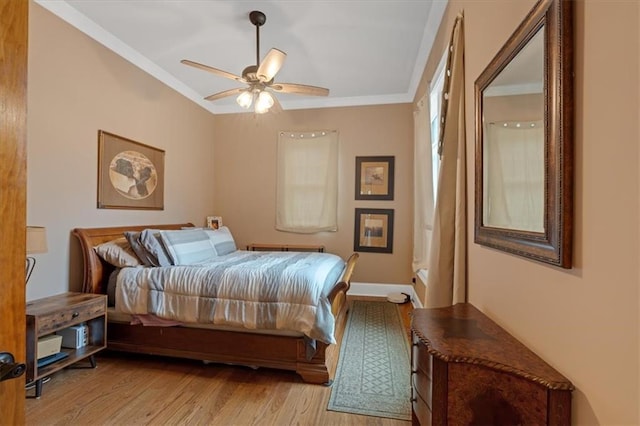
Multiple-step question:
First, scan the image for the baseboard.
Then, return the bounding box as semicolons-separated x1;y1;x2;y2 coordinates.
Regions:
349;282;423;308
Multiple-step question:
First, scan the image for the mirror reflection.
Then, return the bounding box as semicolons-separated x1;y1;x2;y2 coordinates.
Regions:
482;28;545;232
474;0;573;268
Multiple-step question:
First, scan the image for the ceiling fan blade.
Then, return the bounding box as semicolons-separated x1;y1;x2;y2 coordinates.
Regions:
256;48;286;82
181;59;245;83
271;83;329;97
204;87;246;101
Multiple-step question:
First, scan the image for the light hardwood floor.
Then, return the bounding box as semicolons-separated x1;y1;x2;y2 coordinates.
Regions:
26;298;413;426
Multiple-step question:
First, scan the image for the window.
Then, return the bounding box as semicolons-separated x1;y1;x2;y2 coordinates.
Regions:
429;51;448;198
412;49;448;273
276;131;338;233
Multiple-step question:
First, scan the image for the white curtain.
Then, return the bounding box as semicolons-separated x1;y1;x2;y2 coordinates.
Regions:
276;130;339;233
484;121;544;232
425;15;466;308
413;93;435;271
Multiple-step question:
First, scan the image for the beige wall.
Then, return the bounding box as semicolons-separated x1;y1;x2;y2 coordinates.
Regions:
212;105;414;285
26;0;640;423
416;0;639;424
26;3;217;300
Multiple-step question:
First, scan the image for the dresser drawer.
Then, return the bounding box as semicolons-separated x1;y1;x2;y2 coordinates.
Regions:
413;340;432;378
413;368;433;409
36;298;105;335
412;391;432;426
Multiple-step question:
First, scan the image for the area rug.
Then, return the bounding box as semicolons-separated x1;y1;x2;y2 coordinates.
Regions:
327;300;411;420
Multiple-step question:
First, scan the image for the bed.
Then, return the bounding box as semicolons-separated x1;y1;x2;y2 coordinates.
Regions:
72;223;358;384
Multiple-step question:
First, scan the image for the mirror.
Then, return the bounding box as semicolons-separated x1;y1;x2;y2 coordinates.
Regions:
474;0;573;268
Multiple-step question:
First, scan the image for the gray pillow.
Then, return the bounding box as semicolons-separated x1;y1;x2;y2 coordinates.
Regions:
139;229;173;267
124;231;154;266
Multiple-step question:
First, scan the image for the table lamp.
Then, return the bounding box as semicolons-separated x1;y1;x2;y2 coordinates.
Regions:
26;226;47;284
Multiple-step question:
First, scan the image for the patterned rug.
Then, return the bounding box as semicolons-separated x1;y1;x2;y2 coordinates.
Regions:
327;300;411;420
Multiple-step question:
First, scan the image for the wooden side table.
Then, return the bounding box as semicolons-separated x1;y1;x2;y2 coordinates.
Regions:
26;292;107;398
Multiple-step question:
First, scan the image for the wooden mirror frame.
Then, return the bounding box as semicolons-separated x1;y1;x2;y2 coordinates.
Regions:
474;0;573;268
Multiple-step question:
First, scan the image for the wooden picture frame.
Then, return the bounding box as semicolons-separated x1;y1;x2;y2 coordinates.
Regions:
474;0;573;268
355;156;395;200
97;130;164;210
354;208;394;253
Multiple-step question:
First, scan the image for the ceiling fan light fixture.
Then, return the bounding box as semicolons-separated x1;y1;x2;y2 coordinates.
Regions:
182;10;329;112
255;90;274;114
236;90;253;109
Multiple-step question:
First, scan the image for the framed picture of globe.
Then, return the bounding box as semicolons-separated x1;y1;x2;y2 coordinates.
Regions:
97;130;165;210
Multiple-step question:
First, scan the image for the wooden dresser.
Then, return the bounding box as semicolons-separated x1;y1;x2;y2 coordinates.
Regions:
411;303;573;425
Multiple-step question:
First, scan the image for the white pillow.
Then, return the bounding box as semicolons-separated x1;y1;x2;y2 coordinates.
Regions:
94;237;142;268
159;229;217;265
203;226;237;256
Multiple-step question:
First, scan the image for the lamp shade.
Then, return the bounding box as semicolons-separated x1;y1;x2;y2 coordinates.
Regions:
255;91;274;114
26;226;48;254
236;90;253;109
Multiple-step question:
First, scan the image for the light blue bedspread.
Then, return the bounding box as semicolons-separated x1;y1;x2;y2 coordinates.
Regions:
115;251;346;344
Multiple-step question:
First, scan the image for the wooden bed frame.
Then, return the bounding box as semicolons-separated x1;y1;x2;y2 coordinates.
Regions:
72;223;358;384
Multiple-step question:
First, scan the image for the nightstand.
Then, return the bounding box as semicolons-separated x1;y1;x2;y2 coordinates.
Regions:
26;292;107;398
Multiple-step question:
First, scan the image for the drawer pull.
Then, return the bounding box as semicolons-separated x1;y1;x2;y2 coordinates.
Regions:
72;312;80;318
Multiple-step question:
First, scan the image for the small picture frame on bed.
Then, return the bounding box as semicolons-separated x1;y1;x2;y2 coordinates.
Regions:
97;130;165;210
355;156;395;200
206;216;223;230
354;208;394;253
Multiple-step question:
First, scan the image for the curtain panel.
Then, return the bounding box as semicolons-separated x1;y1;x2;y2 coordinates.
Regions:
425;14;467;308
276;130;338;233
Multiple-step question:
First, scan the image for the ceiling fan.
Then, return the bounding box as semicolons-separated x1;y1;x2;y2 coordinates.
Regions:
181;10;329;114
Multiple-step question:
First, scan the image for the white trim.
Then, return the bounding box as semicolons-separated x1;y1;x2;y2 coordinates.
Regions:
483;82;543;97
408;0;449;100
349;282;423;309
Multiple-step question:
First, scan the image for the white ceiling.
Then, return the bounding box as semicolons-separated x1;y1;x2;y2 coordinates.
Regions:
35;0;448;115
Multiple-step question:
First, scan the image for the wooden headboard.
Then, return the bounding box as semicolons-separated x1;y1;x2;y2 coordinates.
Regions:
72;223;194;295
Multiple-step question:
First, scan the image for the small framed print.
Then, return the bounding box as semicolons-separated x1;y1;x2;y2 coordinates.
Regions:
355;156;395;200
97;130;164;210
206;216;223;230
354;208;394;253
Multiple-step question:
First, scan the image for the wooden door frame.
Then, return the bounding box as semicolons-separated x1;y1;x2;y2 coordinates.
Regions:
0;0;28;421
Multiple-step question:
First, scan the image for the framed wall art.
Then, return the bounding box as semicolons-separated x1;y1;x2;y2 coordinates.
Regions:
354;208;394;253
97;130;165;210
207;216;223;229
355;156;395;200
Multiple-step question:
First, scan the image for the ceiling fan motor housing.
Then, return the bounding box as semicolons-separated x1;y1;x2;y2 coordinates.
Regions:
242;65;274;85
242;65;259;82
